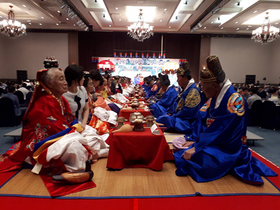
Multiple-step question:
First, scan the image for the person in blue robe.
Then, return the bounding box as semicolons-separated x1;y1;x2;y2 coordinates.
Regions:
173;55;277;185
156;62;205;134
142;77;151;93
149;74;178;118
144;76;156;99
133;74;139;85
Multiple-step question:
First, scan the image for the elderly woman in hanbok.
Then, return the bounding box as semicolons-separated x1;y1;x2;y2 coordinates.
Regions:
0;62;107;174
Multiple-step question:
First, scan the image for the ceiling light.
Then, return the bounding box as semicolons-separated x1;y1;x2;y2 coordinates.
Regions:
169;26;171;28
204;27;207;29
252;12;280;44
116;7;118;10
127;9;154;42
22;5;26;8
119;19;121;21
41;17;44;19
56;23;59;26
66;18;69;20
109;25;111;27
0;5;26;38
253;11;257;13
235;21;238;24
236;28;239;30
164;8;167;11
57;10;61;13
160;20;162;22
39;23;42;25
221;27;223;29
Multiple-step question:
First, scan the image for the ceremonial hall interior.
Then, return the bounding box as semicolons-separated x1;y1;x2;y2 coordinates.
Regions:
0;0;280;209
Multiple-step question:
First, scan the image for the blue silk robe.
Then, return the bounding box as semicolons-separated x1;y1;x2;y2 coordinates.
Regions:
149;86;178;118
174;83;277;184
145;84;159;99
156;83;204;134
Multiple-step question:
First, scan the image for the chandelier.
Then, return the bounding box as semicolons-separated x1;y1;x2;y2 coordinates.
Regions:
0;6;27;38
127;9;154;42
251;12;280;44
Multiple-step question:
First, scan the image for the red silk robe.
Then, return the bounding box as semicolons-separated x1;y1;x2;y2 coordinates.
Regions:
0;92;75;172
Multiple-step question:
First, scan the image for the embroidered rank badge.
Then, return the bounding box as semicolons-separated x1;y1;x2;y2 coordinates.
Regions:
185;88;201;108
206;118;215;128
176;98;184;112
227;93;245;116
200;98;212;112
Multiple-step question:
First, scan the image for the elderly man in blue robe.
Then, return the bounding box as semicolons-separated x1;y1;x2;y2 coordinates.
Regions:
149;74;178;118
173;55;277;185
156;61;204;134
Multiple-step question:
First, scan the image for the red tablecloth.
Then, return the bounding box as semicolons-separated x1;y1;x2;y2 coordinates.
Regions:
106;127;174;171
119;108;151;120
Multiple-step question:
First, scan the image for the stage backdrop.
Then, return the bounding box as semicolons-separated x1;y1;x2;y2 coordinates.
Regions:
96;57;180;86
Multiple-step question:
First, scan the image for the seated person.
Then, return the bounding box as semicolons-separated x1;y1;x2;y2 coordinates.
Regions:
63;65;89;130
267;87;280;105
257;85;267;100
173;55;277;185
149;74;177;118
241;87;250;101
17;83;29;100
156;62;204;134
0;61;107;174
95;79;120;115
83;72;96;114
247;87;262;109
2;85;23;122
144;76;158;99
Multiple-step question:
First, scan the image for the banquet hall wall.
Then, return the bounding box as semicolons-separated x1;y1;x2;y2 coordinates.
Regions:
0;31;279;84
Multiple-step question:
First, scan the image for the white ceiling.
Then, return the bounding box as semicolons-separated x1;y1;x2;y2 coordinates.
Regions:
0;0;280;35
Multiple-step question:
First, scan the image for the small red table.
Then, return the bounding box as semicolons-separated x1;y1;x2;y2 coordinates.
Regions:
119;108;152;120
106;127;174;171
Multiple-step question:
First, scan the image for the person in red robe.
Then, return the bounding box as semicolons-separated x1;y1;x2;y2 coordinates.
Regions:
0;66;82;172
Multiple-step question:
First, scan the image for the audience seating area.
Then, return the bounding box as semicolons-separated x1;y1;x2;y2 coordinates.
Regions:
0;91;33;127
0;97;19;127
